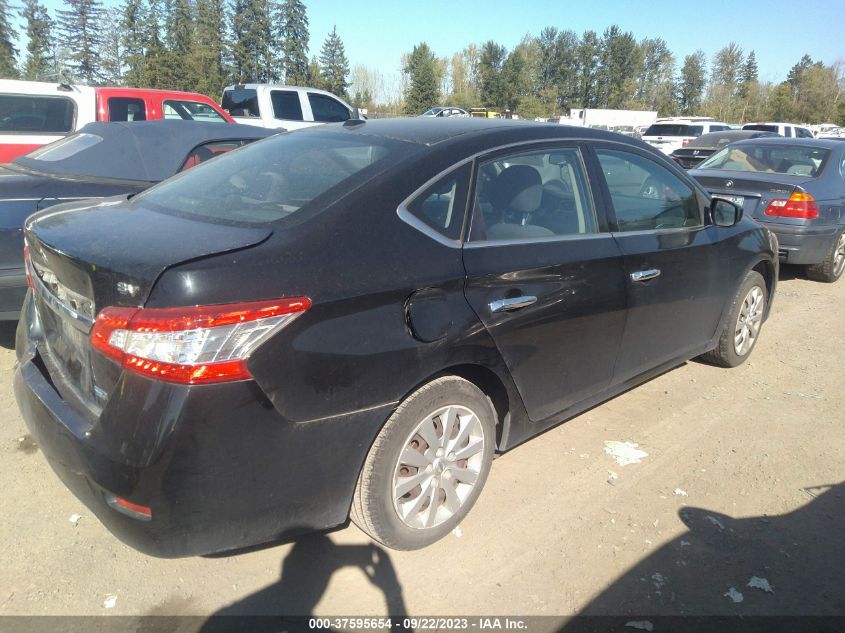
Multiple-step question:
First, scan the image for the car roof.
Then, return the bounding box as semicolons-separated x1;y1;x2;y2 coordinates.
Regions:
13;120;276;182
311;117;659;152
95;87;221;100
729;136;844;150
0;79;95;98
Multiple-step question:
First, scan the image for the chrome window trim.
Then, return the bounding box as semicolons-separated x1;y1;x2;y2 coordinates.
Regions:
464;232;612;249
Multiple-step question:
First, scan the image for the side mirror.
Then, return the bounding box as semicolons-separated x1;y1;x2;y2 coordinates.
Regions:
712;198;743;227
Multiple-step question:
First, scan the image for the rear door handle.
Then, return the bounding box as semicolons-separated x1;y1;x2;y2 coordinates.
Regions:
489;295;538;313
630;269;661;282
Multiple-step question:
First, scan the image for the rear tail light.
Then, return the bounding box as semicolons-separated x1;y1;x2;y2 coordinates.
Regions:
106;495;152;521
764;192;819;219
90;297;311;384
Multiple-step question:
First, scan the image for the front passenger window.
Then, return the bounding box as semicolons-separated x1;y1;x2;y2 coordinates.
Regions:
596;149;702;232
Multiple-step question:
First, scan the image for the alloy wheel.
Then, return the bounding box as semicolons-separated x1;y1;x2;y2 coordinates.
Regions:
392;405;485;530
734;286;765;356
833;233;845;278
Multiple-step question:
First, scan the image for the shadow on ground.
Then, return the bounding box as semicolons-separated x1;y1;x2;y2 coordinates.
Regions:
0;320;16;350
200;533;408;632
562;481;844;621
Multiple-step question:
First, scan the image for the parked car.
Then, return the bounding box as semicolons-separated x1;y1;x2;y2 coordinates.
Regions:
641;117;731;155
742;122;814;138
0;80;235;162
420;106;470;118
15;119;777;556
671;130;781;169
0;120;275;320
691;137;845;282
220;83;358;130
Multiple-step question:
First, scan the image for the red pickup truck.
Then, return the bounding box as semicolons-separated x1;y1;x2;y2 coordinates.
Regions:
0;81;234;162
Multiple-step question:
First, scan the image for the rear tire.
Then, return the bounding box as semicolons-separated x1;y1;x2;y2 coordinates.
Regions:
701;270;767;368
351;376;496;550
806;230;845;283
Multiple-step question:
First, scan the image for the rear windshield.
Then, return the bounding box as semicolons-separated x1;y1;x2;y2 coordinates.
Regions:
743;124;778;133
0;95;75;133
644;124;703;137
697;144;830;177
137;131;404;224
221;88;260;118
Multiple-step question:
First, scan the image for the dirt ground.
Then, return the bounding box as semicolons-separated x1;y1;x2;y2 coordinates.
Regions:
0;265;842;621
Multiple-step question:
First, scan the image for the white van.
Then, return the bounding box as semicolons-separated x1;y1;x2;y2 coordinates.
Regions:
641;117;731;155
220;84;358;131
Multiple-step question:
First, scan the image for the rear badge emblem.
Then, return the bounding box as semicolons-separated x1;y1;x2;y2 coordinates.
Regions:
725;180;734;188
116;281;140;297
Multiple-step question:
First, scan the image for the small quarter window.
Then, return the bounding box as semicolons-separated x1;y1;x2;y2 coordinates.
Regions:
596;149;702;231
470;147;597;242
404;163;471;241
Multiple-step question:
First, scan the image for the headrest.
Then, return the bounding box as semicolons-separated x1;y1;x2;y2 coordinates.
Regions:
489;165;542;213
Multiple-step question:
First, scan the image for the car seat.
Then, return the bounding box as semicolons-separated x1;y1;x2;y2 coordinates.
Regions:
485;165;553;240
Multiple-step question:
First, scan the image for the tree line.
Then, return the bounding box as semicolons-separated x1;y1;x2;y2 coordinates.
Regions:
0;1;842;125
0;0;349;99
400;29;845;124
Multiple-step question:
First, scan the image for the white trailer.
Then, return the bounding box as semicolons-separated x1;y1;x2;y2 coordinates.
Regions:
566;108;658;130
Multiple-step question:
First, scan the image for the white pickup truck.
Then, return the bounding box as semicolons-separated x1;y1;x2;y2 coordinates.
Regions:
220;84;359;130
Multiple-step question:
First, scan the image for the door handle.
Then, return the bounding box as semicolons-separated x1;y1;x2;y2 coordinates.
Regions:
630;269;661;282
489;295;538;313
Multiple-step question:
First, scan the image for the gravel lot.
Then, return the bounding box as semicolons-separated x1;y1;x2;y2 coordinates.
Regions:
0;266;842;621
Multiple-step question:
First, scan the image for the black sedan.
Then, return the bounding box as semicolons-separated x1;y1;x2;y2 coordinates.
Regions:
15;119;778;556
670;129;780;169
691;137;845;282
0;120;276;319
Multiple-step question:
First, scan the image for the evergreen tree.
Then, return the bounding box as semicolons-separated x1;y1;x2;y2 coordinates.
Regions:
143;0;169;88
740;51;758;84
477;40;506;108
121;0;147;86
163;0;193;89
277;0;309;84
0;0;19;78
190;0;229;96
596;25;640;109
231;0;274;82
56;0;105;83
678;51;706;115
306;54;323;88
786;54;813;92
20;0;54;80
319;26;349;96
99;9;124;84
403;42;439;114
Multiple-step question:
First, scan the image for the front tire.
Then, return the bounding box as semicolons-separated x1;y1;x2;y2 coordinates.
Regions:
806;230;845;283
701;270;767;368
351;376;496;550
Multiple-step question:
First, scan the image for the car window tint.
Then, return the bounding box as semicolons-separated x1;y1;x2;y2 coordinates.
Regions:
271;91;303;121
180;141;249;172
796;127;813;138
596;149;701;232
698;144;829;177
221;88;260;118
108;97;146;121
138;132;399;224
0;95;75;133
163;100;227;123
405;163;471;241
470;147;597;242
308;93;350;123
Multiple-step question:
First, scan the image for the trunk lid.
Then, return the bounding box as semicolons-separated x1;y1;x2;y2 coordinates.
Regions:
25;196;272;413
689;169;810;222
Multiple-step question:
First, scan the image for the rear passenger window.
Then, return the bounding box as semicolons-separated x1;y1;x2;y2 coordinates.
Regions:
470;147;597;242
271;91;303;121
308;93;350;123
0;95;75;133
108;97;146;121
404;163;471;241
596;149;702;231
